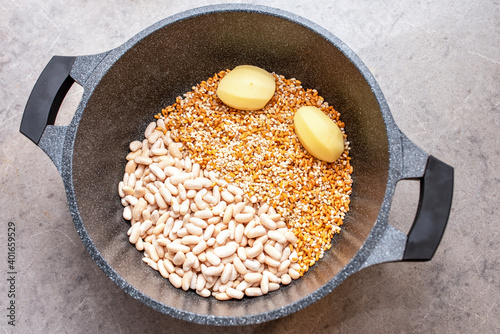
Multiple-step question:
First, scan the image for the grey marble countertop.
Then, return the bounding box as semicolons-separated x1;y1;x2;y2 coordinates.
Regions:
1;1;499;333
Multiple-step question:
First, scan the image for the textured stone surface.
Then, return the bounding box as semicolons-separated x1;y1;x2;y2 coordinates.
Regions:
1;0;499;332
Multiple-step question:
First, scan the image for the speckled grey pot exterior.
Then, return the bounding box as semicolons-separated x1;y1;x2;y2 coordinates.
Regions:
37;4;432;326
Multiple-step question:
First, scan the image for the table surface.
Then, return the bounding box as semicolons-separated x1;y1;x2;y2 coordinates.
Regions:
1;1;499;333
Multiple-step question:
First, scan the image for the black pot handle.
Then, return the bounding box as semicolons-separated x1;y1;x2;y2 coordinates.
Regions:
20;56;76;144
402;155;454;261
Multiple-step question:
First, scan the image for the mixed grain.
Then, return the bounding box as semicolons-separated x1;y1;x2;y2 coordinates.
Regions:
119;70;353;299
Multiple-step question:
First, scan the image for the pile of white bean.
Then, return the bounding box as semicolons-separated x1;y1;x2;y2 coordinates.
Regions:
118;120;301;300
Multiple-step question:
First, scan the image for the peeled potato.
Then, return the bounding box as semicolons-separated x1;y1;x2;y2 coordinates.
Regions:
217;65;276;110
293;106;344;162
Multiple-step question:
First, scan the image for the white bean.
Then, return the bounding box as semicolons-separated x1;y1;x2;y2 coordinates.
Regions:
260;274;269;295
129;223;140;244
144;193;155;205
234;213;254;223
227;184;244;196
163;258;175;273
164;166;180;177
233;224;244;244
125;160;137;174
197;288;211;298
228;220;236;240
221;190;234;203
212;201;226;216
129;140;142;152
236;280;251;292
184;179;203;190
281;246;291;263
171;219;183;234
189;217;208;229
194;194;207;210
185;223;203;236
172;251;186;266
190;272;198;290
260;213;277;230
233;257;247;275
123;206;132;220
245;287;263;297
196;274;207;292
207;216;221;225
264;256;281;268
151;147;168;156
278;259;291;273
226;287;244;299
127;173;136;188
125;195;138;206
146;183;159;194
213;186;221;202
246;226;266;239
203;224;215;240
170;173;191;186
147;244;160;262
192;240;207;255
134;156;153;165
216;230;230;245
157;260;170;278
264;244;282;261
242;206;255;215
148;130;162;145
183;253;197;272
153;222;165;236
167;243;190;254
184;156;192;172
289;268;300;280
135;164;145;178
197;177;213;188
233;202;246;216
213;243;237;258
285;231;298;245
204;194;218;206
154;193;167;209
158;156;174;169
186;189;196;198
192;163;200;178
234;194;243;203
269;213;282;222
206;252;222;266
194;209;212;219
215;292;231;301
178;183;187;201
149;164;166;180
268;230;287;244
246;242;263;259
223;205;233;225
237;247;247;261
244;273;263;284
163;217;174;236
168;142;182;159
221;263;233;284
144;122;156;138
203;263;224;276
168;273;182;289
132;198;147;220
181;235;200;245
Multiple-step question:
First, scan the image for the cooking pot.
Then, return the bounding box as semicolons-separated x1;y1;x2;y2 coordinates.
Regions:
20;4;453;325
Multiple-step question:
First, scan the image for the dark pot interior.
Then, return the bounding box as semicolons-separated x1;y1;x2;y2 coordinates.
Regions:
71;8;389;322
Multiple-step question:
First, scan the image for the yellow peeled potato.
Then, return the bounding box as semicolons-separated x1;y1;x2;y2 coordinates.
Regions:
217;65;276;110
293;106;345;162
